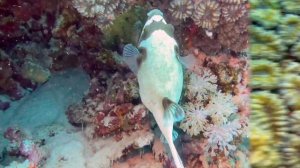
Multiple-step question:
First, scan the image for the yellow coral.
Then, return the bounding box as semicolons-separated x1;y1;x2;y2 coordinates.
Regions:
218;0;246;4
250;146;281;167
250;116;280;167
251;91;289;142
280;74;300;110
281;60;300;74
250;59;281;89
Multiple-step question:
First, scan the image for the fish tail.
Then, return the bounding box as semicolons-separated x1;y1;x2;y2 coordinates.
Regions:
167;139;184;168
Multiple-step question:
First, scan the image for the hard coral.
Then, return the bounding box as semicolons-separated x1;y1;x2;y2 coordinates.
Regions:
218;0;246;4
221;4;246;23
280;75;300;110
72;0;130;30
291;42;300;60
218;14;249;52
250;26;285;60
250;59;281;89
193;0;221;30
168;0;193;21
250;8;281;29
251;91;289;143
279;14;300;46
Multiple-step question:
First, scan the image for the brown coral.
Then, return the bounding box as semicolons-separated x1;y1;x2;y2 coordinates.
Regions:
193;0;221;30
221;4;247;22
217;14;248;52
218;0;246;4
169;0;193;21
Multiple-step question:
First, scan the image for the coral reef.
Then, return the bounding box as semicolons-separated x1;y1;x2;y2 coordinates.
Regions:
0;0;250;167
250;0;300;167
193;0;221;30
72;0;130;30
250;59;281;89
250;9;281;29
179;52;249;167
167;0;249;54
66;71;145;138
168;0;193;21
3;127;44;167
112;153;163;168
279;14;300;45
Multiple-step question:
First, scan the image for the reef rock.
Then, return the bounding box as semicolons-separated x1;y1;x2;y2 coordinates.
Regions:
0;68;90;132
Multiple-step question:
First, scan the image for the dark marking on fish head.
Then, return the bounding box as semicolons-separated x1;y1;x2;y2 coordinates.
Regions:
147;9;164;18
140;21;175;41
137;47;147;68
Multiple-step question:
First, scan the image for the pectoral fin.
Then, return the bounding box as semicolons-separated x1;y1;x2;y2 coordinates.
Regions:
162;97;185;123
122;44;140;74
178;54;199;70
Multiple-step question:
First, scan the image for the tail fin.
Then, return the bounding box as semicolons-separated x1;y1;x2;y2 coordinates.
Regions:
168;139;184;168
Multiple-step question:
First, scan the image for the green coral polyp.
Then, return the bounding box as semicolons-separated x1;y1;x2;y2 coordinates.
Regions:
250;59;281;89
280;75;300;110
251;91;288;142
250;9;281;29
282;0;300;14
291;42;300;60
279;14;300;45
250;26;285;60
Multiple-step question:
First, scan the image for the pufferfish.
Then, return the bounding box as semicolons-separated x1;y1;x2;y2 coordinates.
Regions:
122;9;185;168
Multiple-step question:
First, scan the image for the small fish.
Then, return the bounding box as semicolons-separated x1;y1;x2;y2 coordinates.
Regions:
122;9;185;168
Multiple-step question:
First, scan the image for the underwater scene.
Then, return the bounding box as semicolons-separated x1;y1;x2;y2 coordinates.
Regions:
0;0;251;167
